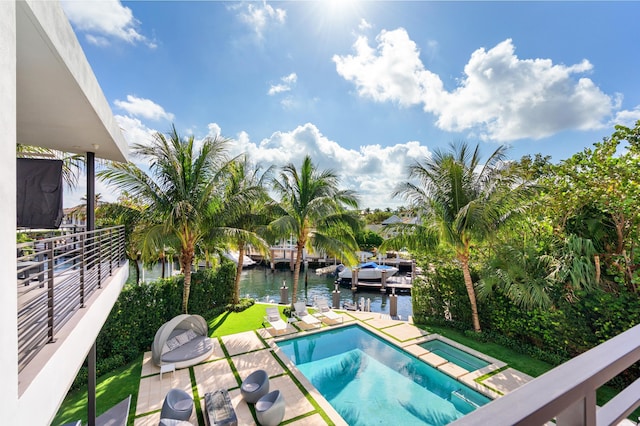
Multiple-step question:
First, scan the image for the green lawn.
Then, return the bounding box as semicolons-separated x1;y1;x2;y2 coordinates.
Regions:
53;355;142;426
55;306;638;425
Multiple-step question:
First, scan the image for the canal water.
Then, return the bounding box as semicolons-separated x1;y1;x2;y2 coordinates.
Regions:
139;263;414;319
237;265;413;319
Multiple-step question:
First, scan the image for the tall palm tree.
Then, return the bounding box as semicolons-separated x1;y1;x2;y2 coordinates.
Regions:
215;156;273;305
98;125;229;313
389;142;534;332
270;156;360;309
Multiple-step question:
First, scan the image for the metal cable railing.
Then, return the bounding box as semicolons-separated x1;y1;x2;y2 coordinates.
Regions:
16;226;126;372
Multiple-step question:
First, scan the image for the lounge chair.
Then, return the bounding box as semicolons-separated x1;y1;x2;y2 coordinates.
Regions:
264;307;288;335
293;301;321;328
95;395;131;426
314;297;343;324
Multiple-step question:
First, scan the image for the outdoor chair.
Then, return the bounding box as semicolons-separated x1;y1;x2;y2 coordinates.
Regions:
264;307;288;335
314;297;343;324
241;369;269;403
255;390;286;426
293;301;321;328
161;388;193;421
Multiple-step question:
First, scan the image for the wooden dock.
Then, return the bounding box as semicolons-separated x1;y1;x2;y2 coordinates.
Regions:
340;275;413;293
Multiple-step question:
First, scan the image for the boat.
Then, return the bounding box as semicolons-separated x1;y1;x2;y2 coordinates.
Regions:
337;261;399;281
222;251;256;268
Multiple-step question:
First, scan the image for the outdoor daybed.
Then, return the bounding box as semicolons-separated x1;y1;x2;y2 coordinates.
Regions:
152;314;214;369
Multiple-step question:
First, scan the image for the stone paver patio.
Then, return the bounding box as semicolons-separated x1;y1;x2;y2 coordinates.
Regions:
133;305;535;425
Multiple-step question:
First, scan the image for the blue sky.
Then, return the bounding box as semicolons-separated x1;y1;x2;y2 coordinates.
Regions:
61;1;640;209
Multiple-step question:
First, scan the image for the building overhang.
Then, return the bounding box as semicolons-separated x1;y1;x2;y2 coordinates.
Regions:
16;0;128;163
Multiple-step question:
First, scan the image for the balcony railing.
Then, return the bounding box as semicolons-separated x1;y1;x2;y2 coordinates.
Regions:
452;322;640;425
16;226;126;372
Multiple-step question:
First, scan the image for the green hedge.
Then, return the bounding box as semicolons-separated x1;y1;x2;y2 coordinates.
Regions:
72;263;235;390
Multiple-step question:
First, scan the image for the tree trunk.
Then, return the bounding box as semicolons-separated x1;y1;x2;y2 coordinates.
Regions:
291;243;304;310
180;244;194;314
460;254;481;332
134;259;140;285
161;252;166;279
233;244;245;305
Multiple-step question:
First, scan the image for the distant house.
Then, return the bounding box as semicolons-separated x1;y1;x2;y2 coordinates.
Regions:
381;214;403;225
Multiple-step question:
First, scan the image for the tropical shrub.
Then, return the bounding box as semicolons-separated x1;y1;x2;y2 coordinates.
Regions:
71;263;235;390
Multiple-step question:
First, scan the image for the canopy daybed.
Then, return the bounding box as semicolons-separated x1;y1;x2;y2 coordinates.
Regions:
152;314;214;369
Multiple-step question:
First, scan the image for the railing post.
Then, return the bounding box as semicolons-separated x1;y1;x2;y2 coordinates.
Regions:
556;391;597;426
97;230;102;289
109;228;113;276
80;233;85;308
47;241;55;343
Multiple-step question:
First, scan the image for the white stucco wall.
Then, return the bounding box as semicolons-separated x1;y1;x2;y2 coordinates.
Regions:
0;1;19;424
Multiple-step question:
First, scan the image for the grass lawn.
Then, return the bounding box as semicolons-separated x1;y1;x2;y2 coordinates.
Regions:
208;303;281;337
52;355;142;426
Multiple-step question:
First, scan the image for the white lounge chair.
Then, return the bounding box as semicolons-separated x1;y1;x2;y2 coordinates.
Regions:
315;297;343;324
293;301;321;328
264;307;288;335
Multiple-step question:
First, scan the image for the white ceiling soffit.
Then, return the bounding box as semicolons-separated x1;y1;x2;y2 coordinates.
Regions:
16;1;128;163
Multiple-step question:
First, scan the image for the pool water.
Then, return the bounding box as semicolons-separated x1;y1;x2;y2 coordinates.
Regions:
420;340;490;372
277;325;491;425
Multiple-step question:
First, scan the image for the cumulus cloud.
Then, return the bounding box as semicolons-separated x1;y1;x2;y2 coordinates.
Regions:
612;107;640;128
334;29;626;142
114;96;175;122
236;1;286;40
61;0;156;48
268;73;298;95
219;122;430;209
358;18;372;31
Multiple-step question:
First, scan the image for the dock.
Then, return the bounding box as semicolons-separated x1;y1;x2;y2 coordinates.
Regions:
339;275;413;293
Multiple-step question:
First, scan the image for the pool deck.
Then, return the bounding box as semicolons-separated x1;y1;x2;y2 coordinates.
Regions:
133;305;533;425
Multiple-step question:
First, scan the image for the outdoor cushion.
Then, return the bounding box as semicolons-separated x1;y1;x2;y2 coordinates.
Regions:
175;331;191;345
166;337;181;351
162;336;213;364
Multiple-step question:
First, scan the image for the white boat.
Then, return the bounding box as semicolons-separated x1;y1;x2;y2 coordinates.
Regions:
222;251;256;268
337;261;399;280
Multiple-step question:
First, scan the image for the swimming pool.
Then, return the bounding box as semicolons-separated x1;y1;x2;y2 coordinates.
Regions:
276;325;491;425
420;339;490;372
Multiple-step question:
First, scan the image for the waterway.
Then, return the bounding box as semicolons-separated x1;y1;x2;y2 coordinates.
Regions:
139;263;414;319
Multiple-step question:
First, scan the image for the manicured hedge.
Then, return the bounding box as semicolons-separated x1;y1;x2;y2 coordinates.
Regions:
71;263;235;390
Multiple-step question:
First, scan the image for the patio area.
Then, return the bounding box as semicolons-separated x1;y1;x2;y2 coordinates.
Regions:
133;306;532;425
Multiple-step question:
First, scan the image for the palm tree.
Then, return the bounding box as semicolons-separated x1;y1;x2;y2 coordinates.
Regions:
215;156;273;305
270;156;360;309
389;142;534;332
98;125;229;313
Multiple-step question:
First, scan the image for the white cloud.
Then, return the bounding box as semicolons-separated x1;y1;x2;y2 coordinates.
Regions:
358;18;372;31
236;1;286;40
114;96;175;122
334;29;618;142
61;0;156;48
268;73;298;95
222;122;431;209
612;106;640;128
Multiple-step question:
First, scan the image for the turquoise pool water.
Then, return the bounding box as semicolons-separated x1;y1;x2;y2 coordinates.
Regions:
277;325;491;425
420;340;490;372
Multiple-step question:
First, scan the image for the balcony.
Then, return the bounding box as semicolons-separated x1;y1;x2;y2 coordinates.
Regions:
16;226;128;398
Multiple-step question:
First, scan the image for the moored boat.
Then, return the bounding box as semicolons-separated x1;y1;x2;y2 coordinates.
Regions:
337;261;399;280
